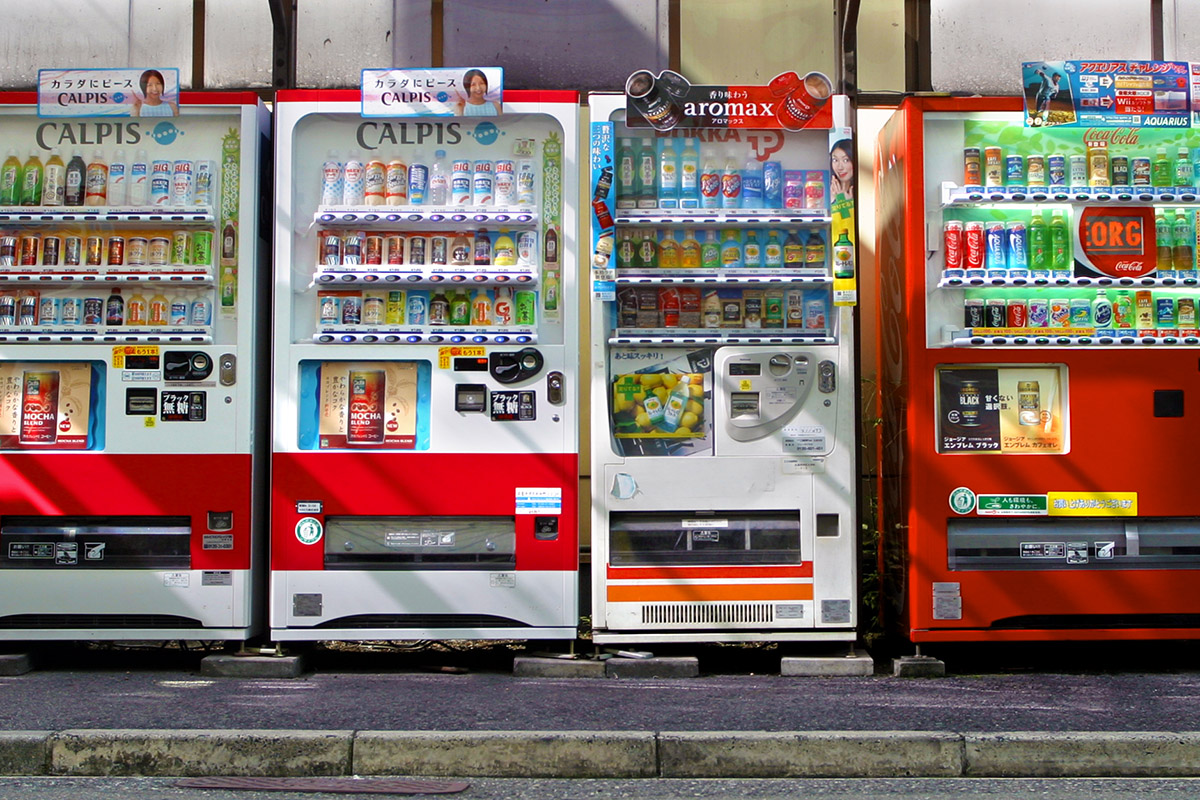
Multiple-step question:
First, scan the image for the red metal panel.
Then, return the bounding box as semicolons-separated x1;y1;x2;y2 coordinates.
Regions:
271;451;578;572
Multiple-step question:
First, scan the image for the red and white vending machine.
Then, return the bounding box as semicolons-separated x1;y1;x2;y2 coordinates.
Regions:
877;83;1200;644
587;72;859;644
0;87;269;640
269;80;579;641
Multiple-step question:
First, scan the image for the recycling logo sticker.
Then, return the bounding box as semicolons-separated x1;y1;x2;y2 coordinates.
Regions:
949;487;977;515
295;516;324;546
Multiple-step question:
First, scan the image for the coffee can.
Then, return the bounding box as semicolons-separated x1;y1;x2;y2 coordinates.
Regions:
126;236;148;265
41;236;61;266
19;234;39;266
385;234;405;265
148;236;170;266
63;236;82;266
364;234;384;265
86;236;104;266
106;236;125;266
0;235;16;266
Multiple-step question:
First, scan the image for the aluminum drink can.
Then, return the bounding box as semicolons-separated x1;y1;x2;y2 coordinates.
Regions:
983;147;1003;187
19;235;39;266
1027;298;1048;327
1069;155;1087;186
191;231;213;267
364;235;384;265
1049;297;1070;327
86;236;104;266
193;160;214;206
172;160;194;205
60;296;80;325
386;234;405;265
82;297;103;325
1132;157;1152;186
985;297;1007;328
18;292;38;326
1111;156;1130;186
148;237;170;265
150;160;172;205
963;147;981;185
1007;299;1027;327
361;293;385;325
318;294;340;325
0;235;16;266
342;231;364;265
472;160;494;206
494;160;516;205
943;220;964;275
346;370;386;445
451;159;472;205
1005;155;1025;186
38;295;59;325
407;235;426;266
63;236;82;266
517;231;538;266
964;221;985;275
1048;154;1066;186
385;290;406;324
0;294;14;326
341;294;362;325
984;221;1007;271
41;236;60;266
1005;222;1028;269
1069;297;1092;326
1157;296;1177;327
319;231;342;265
170;298;189;325
429;235;448;266
516;160;535;205
126;236;148;265
107;236;125;266
407;292;428;325
171;231;191;265
963;296;985;327
1026;155;1046;186
515;289;536;325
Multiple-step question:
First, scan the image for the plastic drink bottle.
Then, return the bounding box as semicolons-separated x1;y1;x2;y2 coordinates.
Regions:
616;138;636;208
1152;148;1172;187
84;151;108;207
341;152;365;204
720;229;742;268
1027;211;1047;270
385;156;408;205
680;229;701;267
20;150;44;206
783;231;805;265
635;228;657;268
363;157;386;205
0;149;19;205
64;151;86;206
764;230;783;267
493;230;516;266
1049;209;1069;271
679;138;699;208
128;150;149;206
126;291;147;326
408;152;428;204
41;149;65;206
493;287;513;325
658;230;680;268
636;138;657;209
658;138;678;208
741;150;763;209
471;288;492;325
700;147;721;209
1175;147;1194;186
108;149;127;206
1157;210;1174;271
700;230;720;268
742;230;762;268
1173;208;1194;271
429;150;449;205
721;150;742;208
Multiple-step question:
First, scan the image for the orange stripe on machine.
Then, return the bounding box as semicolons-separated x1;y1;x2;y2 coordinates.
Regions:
607;583;815;603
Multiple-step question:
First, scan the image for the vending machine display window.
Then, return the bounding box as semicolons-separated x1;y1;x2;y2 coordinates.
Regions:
933;364;1069;455
0;361;104;450
297;360;431;451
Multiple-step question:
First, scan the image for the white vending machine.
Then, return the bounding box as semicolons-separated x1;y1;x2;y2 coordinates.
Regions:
588;76;859;643
270;86;580;641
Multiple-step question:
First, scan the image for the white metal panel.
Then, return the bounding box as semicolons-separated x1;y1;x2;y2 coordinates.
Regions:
930;0;1153;95
443;0;668;90
296;0;416;88
129;0;193;88
204;0;273;89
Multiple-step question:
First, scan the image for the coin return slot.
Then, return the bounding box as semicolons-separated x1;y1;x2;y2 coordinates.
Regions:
730;392;760;420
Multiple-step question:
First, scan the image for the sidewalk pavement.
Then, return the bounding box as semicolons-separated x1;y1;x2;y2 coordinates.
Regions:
2;640;1200;779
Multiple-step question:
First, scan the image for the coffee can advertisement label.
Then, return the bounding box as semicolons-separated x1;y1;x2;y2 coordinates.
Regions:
625;70;834;131
935;365;1067;455
317;361;418;449
0;361;94;450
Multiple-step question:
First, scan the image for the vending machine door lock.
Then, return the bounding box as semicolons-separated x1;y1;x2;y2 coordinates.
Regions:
547;371;565;404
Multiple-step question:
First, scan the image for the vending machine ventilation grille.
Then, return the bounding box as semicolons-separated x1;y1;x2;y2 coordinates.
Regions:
641;603;774;625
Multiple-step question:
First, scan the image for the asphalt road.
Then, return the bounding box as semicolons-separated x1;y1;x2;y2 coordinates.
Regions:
3;777;1200;800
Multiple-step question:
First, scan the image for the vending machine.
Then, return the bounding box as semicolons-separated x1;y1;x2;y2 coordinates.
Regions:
876;86;1200;643
588;72;859;644
269;83;579;641
0;89;269;640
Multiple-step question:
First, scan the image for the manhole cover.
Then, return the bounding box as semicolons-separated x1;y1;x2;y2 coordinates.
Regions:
177;777;469;794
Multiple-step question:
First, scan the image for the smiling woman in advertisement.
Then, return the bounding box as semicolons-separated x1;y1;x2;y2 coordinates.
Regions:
132;69;178;118
455;70;500;117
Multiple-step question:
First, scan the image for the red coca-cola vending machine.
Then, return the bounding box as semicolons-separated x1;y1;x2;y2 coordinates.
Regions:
269;74;580;641
876;79;1200;645
0;80;269;641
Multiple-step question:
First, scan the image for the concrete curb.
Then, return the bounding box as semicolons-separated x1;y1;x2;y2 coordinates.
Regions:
2;729;1200;778
354;731;658;778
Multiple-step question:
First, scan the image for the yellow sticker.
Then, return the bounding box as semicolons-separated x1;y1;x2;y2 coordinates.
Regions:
438;345;486;369
1047;491;1137;516
739;379;752;391
144;417;156;428
112;345;160;369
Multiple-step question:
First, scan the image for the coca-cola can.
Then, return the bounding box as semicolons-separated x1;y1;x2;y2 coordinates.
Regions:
1007;299;1027;327
964;297;985;327
943;220;964;275
964;221;985;275
0;235;16;266
985;298;1007;328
